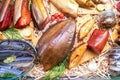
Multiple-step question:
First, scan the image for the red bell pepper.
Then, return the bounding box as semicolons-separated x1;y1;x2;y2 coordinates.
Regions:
15;0;31;29
87;29;110;54
0;0;5;9
0;0;13;31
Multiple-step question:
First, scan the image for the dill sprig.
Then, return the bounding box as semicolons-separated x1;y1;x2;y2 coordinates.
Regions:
2;27;23;39
44;57;68;80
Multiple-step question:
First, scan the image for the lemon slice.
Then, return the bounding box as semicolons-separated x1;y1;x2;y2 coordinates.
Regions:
20;27;32;37
96;4;105;12
22;28;32;37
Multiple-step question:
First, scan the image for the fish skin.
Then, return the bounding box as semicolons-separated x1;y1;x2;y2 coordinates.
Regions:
8;60;32;68
0;40;37;80
0;56;33;68
36;19;76;71
0;66;23;75
0;39;37;65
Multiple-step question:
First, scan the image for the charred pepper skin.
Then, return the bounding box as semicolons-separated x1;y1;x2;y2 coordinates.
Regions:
0;6;13;31
0;0;13;31
15;0;31;29
87;29;110;54
31;0;49;30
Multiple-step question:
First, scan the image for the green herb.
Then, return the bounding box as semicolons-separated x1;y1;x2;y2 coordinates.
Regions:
0;72;16;79
44;57;68;80
2;27;23;39
111;75;120;80
3;55;16;63
28;0;32;10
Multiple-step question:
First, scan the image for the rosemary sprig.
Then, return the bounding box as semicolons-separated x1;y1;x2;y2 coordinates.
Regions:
2;27;23;39
44;57;68;80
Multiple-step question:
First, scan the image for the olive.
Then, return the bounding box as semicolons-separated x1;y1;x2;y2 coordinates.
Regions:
117;27;120;34
118;20;120;26
115;37;120;45
99;11;115;18
102;18;116;28
98;11;116;28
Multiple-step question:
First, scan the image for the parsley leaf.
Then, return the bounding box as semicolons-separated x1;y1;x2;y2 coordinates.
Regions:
2;27;23;39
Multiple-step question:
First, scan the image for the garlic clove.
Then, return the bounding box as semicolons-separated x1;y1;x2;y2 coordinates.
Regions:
88;61;98;71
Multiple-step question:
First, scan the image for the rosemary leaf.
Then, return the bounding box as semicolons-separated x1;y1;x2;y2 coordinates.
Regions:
44;57;68;80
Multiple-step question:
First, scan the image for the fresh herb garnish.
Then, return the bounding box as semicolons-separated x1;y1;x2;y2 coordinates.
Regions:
110;75;120;80
44;57;68;80
0;72;16;79
2;27;23;39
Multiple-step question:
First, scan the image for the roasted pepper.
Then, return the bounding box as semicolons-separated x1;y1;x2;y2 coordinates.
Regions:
36;19;76;71
69;43;87;69
79;19;95;40
31;0;49;30
14;0;31;29
50;0;79;18
87;29;109;53
76;0;95;7
0;0;13;31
